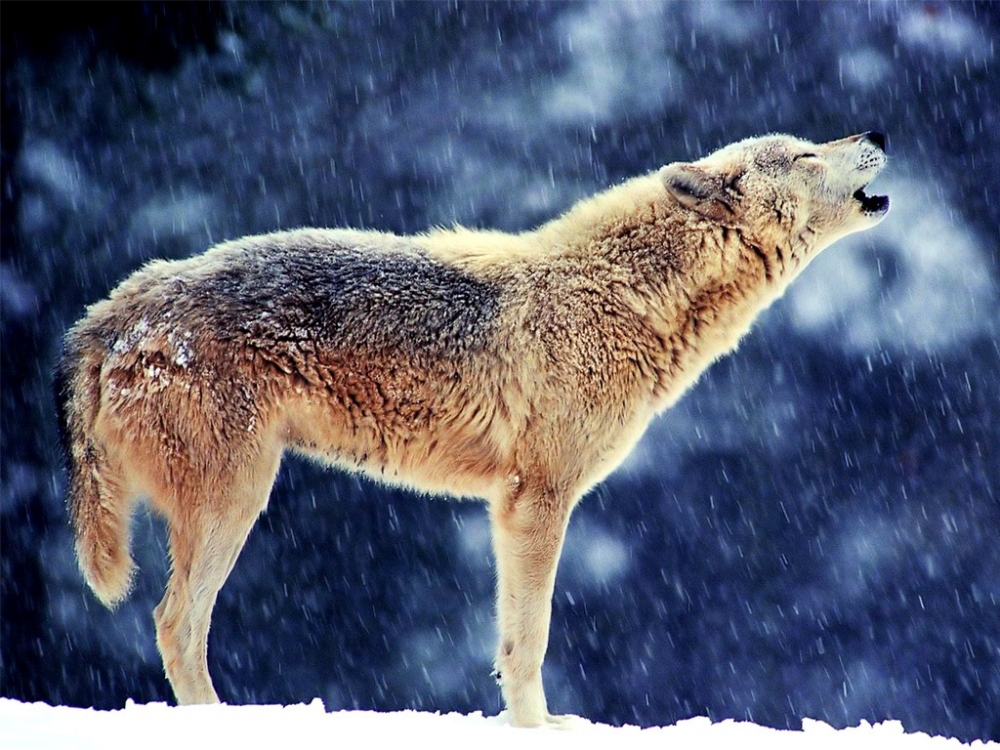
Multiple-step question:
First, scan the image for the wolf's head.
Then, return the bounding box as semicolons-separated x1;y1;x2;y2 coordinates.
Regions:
661;132;889;278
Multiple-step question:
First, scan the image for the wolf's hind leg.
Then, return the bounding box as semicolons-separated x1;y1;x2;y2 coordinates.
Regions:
153;449;280;705
490;479;573;728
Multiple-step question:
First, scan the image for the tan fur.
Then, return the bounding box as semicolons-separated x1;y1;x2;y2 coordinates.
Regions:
59;132;888;725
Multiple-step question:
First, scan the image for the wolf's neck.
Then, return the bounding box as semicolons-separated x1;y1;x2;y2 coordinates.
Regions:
549;192;771;410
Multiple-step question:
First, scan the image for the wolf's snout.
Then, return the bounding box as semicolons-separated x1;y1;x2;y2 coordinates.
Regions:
863;131;887;152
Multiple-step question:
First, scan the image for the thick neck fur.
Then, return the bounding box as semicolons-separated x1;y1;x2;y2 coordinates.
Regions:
425;174;783;411
532;175;775;409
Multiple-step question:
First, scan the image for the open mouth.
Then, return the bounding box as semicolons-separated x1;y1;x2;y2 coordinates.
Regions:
853;186;889;215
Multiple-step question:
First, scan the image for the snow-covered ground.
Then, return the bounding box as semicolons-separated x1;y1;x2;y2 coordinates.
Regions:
2;699;993;750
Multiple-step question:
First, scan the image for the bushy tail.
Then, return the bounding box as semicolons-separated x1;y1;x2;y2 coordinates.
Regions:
56;328;136;608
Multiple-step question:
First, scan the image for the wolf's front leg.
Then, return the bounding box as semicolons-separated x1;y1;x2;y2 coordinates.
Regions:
490;479;574;727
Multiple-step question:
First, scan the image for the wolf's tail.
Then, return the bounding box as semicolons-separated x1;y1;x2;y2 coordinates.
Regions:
56;324;136;608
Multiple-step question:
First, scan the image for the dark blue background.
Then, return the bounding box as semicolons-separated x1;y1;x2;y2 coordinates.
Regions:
2;2;997;742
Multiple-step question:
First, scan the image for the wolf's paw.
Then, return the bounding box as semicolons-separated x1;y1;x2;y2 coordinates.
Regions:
543;713;592;730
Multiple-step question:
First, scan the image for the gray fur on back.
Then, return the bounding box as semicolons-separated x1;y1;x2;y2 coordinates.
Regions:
186;231;502;362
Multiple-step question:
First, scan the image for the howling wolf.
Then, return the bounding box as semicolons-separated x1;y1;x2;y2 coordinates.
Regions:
57;132;888;726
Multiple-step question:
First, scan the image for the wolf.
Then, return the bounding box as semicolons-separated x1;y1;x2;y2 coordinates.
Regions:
57;132;889;726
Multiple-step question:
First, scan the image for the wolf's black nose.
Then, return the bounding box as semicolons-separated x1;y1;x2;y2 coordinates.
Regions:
865;131;887;151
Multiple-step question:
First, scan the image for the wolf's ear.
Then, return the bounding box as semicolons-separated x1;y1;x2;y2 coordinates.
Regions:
661;163;738;224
